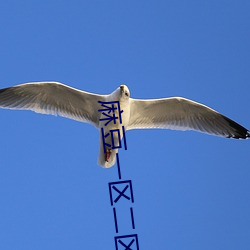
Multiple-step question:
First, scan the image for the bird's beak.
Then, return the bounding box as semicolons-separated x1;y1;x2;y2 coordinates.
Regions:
120;85;124;93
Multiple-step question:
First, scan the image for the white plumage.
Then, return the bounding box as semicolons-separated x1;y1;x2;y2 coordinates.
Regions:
0;82;249;167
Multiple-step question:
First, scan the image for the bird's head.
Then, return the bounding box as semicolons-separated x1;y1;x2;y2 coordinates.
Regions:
119;84;130;99
109;84;130;102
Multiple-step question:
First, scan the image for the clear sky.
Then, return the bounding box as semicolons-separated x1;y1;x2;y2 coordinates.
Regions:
0;1;249;250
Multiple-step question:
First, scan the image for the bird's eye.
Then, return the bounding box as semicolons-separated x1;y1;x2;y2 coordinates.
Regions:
125;92;129;97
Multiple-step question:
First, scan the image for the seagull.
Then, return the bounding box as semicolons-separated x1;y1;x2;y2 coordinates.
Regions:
0;82;249;168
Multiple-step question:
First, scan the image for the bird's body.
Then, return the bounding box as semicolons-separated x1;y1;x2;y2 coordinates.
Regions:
97;86;130;167
0;82;249;168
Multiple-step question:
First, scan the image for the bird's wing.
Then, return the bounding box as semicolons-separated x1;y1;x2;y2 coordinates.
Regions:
128;97;249;139
0;82;106;127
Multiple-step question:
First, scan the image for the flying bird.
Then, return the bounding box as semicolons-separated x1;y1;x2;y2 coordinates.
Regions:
0;82;249;168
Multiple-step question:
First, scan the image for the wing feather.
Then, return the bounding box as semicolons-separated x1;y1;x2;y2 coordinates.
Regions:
0;82;106;127
128;97;249;139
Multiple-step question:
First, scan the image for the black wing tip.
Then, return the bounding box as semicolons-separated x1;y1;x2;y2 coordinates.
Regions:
223;115;250;139
0;88;9;94
230;132;249;139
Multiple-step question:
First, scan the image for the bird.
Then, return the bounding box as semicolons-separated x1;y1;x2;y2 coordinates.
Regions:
0;82;249;168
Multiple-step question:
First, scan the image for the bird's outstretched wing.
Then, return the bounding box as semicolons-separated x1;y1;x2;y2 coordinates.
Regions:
0;82;106;127
128;97;249;139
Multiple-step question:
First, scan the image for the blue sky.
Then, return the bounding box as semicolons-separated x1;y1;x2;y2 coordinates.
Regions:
0;1;249;249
